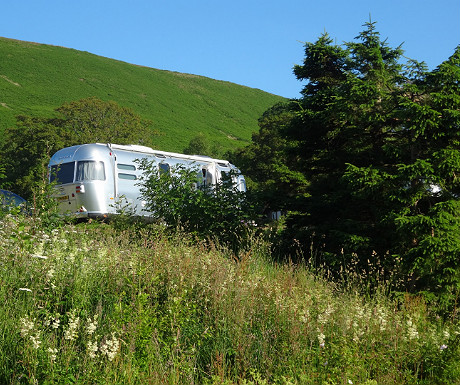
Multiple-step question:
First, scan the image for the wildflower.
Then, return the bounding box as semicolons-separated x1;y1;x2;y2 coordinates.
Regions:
30;332;41;349
48;347;58;362
300;311;309;323
20;316;34;337
440;344;448;351
64;310;80;341
44;314;60;329
406;318;419;340
19;288;32;292
317;332;325;347
46;268;55;279
86;315;98;336
100;333;120;361
51;317;60;329
318;305;334;325
87;340;99;359
376;306;387;331
348;380;353;385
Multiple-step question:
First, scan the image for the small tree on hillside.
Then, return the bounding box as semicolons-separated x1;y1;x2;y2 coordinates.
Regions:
56;97;155;144
183;133;222;158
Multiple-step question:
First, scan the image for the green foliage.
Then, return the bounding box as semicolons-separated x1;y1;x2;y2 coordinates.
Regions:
0;164;6;186
0;37;284;152
56;97;155;145
183;132;223;158
137;159;258;251
231;102;308;214
239;22;460;311
1;216;460;384
0;115;68;197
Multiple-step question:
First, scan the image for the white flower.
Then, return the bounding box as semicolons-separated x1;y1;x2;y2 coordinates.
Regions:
406;318;419;340
46;268;55;279
86;315;98;336
317;332;326;347
100;333;120;361
348;380;353;385
30;332;41;349
20;316;34;337
48;347;58;362
300;312;309;323
440;344;448;351
64;310;80;341
318;305;334;325
51;317;60;329
87;340;99;359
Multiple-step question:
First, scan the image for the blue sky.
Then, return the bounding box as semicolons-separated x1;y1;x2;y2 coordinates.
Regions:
2;0;459;98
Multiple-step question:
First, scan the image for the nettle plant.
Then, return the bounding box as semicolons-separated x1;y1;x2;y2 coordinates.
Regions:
136;159;257;250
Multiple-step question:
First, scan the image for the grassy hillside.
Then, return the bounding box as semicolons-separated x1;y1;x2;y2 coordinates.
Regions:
0;37;285;153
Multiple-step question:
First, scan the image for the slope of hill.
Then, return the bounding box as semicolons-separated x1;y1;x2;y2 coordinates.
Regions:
0;37;285;153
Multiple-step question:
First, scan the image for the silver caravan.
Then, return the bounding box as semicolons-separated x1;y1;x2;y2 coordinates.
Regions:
48;143;246;218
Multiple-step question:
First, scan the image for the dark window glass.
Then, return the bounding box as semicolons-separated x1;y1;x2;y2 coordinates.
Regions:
117;164;136;171
159;163;170;174
118;173;137;180
50;162;75;184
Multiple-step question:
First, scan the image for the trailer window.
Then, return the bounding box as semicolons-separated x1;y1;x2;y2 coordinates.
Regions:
117;164;136;171
76;161;105;181
159;163;170;175
118;173;137;180
50;162;75;184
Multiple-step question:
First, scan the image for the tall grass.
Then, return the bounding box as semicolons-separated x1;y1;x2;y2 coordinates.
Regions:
1;214;459;384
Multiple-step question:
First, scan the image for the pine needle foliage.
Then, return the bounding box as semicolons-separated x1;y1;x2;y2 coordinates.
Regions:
238;22;460;312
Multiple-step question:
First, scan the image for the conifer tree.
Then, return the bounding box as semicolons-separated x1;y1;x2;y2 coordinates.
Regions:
243;22;460;307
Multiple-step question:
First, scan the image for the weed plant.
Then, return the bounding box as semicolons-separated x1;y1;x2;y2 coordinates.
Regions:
1;213;459;384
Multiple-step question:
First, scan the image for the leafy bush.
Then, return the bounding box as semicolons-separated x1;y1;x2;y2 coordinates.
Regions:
137;159;258;251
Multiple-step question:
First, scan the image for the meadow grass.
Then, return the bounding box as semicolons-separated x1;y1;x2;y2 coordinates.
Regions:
1;214;459;384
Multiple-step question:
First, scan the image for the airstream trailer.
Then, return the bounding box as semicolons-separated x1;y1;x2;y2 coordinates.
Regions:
48;143;246;218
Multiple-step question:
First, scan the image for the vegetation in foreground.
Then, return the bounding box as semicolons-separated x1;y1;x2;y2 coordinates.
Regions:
1;212;459;385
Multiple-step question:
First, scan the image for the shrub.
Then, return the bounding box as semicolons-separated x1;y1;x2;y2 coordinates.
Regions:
137;159;258;252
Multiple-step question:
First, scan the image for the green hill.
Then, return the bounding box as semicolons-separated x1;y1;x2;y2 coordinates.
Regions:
0;37;285;153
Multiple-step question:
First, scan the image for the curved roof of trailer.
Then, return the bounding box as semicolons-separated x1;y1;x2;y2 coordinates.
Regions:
107;143;231;165
49;143;237;169
49;144;111;166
